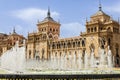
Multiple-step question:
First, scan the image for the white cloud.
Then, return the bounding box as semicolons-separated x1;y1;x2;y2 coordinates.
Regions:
11;8;85;38
12;8;60;22
60;22;85;38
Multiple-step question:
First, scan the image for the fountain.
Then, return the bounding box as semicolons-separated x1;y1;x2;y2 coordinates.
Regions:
90;49;94;68
1;40;26;73
0;40;119;75
107;46;113;68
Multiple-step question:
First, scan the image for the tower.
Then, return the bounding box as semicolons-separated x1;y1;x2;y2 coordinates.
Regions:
37;8;60;40
27;8;60;60
81;2;120;63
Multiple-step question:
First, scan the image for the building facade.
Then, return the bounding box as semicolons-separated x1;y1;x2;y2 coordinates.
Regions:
0;29;26;56
27;6;120;67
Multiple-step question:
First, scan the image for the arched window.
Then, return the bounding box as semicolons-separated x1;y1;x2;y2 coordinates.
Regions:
68;42;71;48
82;40;85;47
36;56;40;60
94;27;96;32
55;52;57;57
33;50;36;58
89;43;95;52
116;48;119;57
91;28;93;32
60;52;62;57
29;50;31;59
73;42;75;48
52;43;55;49
87;28;90;33
108;38;111;45
42;48;45;59
75;51;77;56
50;28;52;32
63;43;65;48
78;41;80;47
53;29;55;32
49;34;53;39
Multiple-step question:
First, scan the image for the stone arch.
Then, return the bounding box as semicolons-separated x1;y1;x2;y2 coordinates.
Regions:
77;41;80;47
60;52;62;57
75;51;77;55
42;34;47;40
29;50;31;59
82;39;85;47
35;50;40;60
94;27;97;32
55;52;57;57
73;42;75;48
91;28;93;32
68;41;71;48
89;43;95;52
74;51;77;58
41;48;45;59
53;34;58;39
108;38;111;46
48;33;53;39
107;27;111;31
99;37;106;49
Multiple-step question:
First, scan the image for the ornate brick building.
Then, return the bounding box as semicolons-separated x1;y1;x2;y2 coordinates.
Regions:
27;6;120;67
0;28;26;56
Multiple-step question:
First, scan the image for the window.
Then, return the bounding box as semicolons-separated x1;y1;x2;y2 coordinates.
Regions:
53;29;55;32
55;52;57;57
82;40;85;47
73;42;75;48
50;28;52;31
29;50;31;59
60;52;62;57
56;29;58;32
94;27;96;32
116;48;119;57
42;48;45;59
44;28;46;31
78;41;80;47
68;42;71;48
108;38;111;45
91;28;93;32
63;43;65;48
87;28;90;33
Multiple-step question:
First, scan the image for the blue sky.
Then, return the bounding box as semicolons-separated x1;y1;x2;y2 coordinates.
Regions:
0;0;120;38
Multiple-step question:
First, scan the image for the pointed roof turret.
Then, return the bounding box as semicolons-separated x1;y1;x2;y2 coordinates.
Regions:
10;27;19;36
39;7;59;24
13;27;16;34
47;7;51;17
91;0;110;18
99;0;102;11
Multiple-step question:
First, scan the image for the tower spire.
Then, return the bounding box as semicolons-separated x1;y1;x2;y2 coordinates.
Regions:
47;7;51;17
99;0;102;11
13;27;16;33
